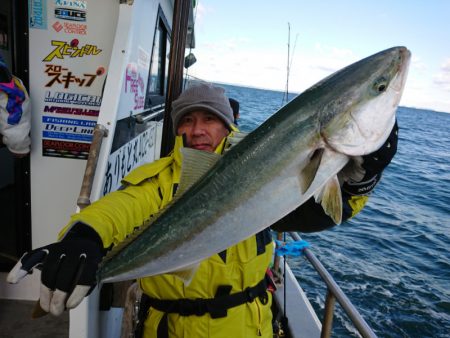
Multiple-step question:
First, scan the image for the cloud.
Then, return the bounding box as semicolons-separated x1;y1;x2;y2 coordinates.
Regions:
223;37;251;51
441;58;450;72
280;45;360;92
190;37;289;90
433;58;450;90
193;2;214;34
411;55;427;72
189;39;450;112
302;44;358;74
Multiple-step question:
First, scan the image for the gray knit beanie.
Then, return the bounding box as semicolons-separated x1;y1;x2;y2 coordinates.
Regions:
171;82;234;133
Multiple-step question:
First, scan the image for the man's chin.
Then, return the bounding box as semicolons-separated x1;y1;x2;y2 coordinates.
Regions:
192;145;213;152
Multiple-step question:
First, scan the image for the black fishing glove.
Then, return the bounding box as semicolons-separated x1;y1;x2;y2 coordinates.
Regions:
340;121;398;196
7;223;105;316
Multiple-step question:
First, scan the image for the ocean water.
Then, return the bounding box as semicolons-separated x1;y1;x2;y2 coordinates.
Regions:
222;83;450;338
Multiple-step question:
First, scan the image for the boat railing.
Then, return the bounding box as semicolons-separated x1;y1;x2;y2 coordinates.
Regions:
134;105;166;124
288;231;377;338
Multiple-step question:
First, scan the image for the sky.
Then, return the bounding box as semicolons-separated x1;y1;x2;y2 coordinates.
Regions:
187;0;450;113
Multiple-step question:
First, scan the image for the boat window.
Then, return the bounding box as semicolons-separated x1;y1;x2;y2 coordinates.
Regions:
164;35;170;94
145;10;170;108
148;26;162;94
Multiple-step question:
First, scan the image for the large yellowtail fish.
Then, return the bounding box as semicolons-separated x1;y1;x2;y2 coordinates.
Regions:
99;46;410;283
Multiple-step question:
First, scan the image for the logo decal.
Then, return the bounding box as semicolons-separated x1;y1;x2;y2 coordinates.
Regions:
55;8;87;22
52;21;87;35
54;0;87;9
42;139;91;159
44;91;102;106
44;64;105;88
43;40;102;62
44;105;99;117
42;116;95;142
52;21;63;32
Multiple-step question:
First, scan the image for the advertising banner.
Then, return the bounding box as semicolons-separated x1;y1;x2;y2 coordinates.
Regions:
29;0;115;159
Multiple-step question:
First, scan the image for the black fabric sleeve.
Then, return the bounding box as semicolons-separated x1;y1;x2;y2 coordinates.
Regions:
341;121;398;195
62;222;104;247
270;194;354;233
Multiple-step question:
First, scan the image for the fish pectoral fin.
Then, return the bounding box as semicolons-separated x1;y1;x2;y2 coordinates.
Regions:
177;148;221;196
166;263;201;285
314;175;343;224
299;148;324;193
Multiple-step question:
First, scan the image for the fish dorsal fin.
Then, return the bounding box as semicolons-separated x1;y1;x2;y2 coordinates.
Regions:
299;148;324;193
314;175;343;224
177;147;221;196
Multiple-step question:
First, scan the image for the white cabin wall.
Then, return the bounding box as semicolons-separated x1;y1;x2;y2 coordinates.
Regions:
90;0;171;202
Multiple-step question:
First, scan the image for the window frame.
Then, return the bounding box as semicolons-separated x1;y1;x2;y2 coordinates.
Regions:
144;6;171;108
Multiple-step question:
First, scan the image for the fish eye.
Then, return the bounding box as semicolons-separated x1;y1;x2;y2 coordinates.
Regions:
377;84;386;92
373;77;388;94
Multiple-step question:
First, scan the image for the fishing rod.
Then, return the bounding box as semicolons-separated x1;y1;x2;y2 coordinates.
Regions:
282;22;298;106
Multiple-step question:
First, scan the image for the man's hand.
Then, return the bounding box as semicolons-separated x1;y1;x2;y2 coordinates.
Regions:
7;224;105;316
1;136;30;157
340;121;398;195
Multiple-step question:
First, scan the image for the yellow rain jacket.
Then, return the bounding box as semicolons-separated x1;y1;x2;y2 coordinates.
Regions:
61;135;274;338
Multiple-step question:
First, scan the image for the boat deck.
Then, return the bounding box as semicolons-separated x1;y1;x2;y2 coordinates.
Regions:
0;299;69;338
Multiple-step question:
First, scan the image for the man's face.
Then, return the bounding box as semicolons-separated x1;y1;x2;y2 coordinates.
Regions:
177;110;230;152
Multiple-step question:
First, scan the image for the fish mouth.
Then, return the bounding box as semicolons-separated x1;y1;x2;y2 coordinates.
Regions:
393;47;411;97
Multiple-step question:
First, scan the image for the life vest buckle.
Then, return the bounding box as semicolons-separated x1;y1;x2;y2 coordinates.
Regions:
245;286;257;303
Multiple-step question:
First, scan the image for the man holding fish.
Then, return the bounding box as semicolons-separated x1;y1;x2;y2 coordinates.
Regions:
8;47;408;337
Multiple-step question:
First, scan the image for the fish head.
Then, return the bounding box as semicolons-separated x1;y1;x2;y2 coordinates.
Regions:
320;46;410;156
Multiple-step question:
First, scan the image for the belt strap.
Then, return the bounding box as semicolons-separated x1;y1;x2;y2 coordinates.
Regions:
148;278;268;319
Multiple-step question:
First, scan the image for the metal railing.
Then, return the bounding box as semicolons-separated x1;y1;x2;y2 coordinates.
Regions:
288;232;377;338
134;105;165;124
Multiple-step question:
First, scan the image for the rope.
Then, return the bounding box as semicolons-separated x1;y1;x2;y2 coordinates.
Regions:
274;239;311;257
